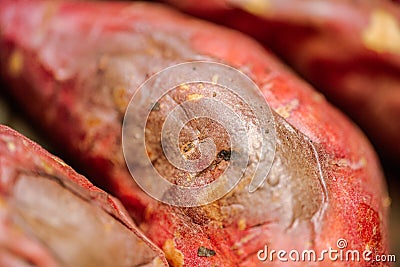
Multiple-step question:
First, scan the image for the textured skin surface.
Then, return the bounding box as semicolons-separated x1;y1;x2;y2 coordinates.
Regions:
166;0;400;162
0;1;389;266
0;125;168;267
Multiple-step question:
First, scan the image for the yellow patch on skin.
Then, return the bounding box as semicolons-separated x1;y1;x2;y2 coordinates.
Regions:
153;257;167;267
229;0;270;16
0;196;6;208
42;161;53;175
187;93;204;101
231;233;256;249
52;156;68;167
113;87;128;112
275;99;299;119
238;218;247;230
212;74;219;84
86;117;101;128
196;83;204;89
202;203;223;222
162;239;184;267
179;84;190;91
312;92;325;103
6;142;16;153
362;9;400;55
382;197;392;208
331;157;366;170
8;50;24;78
98;55;109;71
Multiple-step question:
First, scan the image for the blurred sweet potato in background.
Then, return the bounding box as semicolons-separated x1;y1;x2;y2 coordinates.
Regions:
0;0;391;266
165;0;400;163
0;125;167;267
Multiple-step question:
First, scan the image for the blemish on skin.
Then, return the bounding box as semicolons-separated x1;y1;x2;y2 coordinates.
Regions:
187;94;204;101
197;246;216;257
98;55;109;71
229;0;271;16
8;50;24;78
362;9;400;55
6;142;16;153
312;93;325;103
238;218;247;230
152;257;166;267
86;117;101;127
275;99;299;119
382;197;391;208
217;149;231;161
179;84;190;91
212;74;219;84
0;196;6;208
331;157;366;170
162;239;184;267
150;102;161;111
181;141;195;154
42;161;53;175
113;87;128;112
51;156;68;167
231;233;256;250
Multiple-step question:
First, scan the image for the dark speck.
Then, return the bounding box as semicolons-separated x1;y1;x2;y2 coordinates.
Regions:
217;149;231;161
197;246;216;257
150;102;160;111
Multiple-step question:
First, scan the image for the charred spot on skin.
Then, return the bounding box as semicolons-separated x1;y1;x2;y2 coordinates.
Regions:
217;149;231;161
150;102;161;111
197;246;216;257
181;142;195;153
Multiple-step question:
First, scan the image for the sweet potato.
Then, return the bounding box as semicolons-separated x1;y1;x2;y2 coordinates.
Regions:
165;0;400;162
0;1;389;266
0;125;168;267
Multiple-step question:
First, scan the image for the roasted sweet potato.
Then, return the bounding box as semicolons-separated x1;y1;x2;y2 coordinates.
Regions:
0;125;168;267
165;0;400;162
0;1;390;266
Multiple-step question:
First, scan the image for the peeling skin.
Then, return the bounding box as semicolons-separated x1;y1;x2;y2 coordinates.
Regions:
0;126;168;267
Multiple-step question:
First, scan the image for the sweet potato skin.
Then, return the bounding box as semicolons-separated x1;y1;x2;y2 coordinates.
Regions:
0;1;389;266
166;0;400;162
0;125;168;267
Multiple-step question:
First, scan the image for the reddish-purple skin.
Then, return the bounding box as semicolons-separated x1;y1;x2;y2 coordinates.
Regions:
0;125;168;267
0;1;389;266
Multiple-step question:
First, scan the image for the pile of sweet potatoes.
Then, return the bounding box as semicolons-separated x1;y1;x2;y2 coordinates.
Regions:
0;0;392;266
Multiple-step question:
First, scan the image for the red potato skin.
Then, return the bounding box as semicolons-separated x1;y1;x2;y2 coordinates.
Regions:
165;0;400;162
0;125;168;267
0;1;389;266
